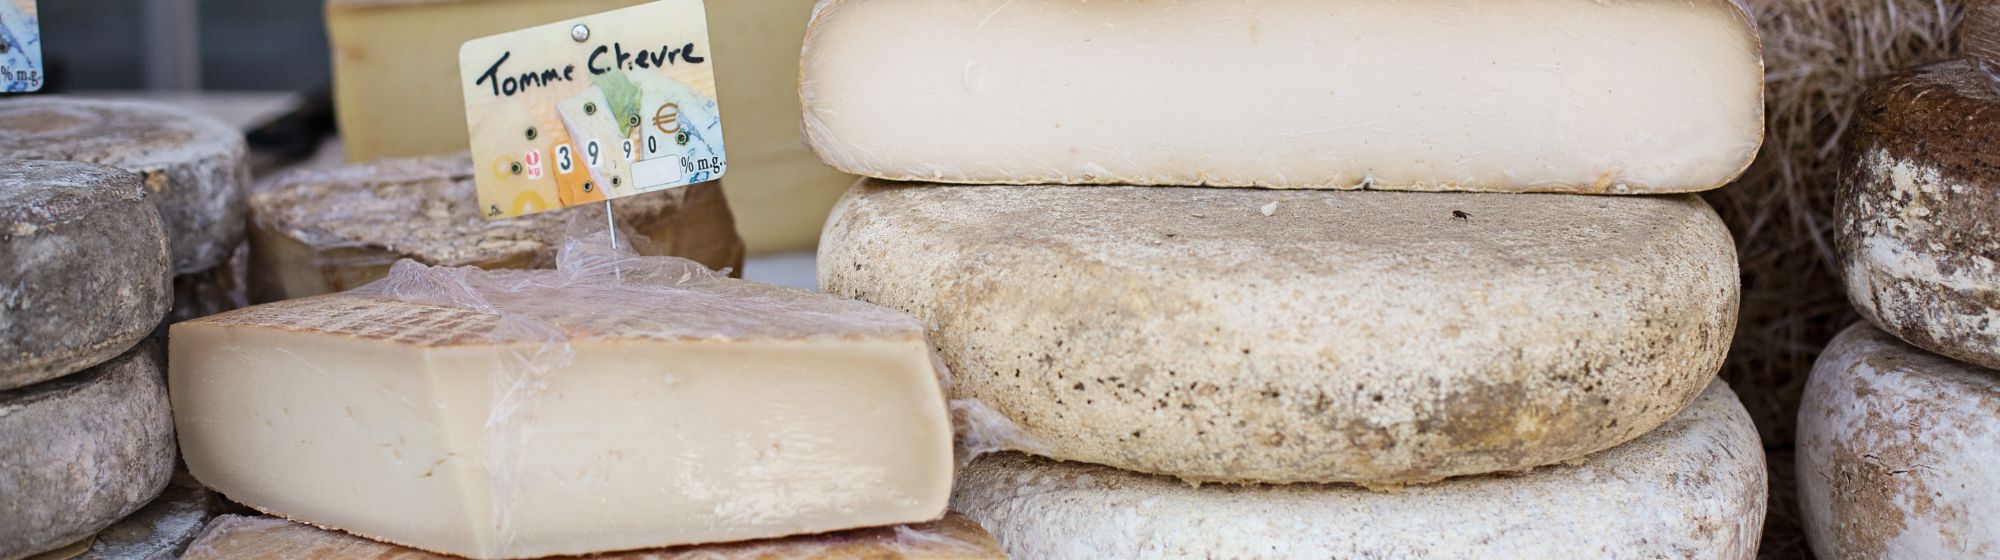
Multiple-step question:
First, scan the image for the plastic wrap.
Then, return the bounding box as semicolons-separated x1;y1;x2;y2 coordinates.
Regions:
245;152;744;302
180;513;1003;559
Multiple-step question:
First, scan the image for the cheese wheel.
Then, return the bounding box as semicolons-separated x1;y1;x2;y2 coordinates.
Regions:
1798;323;2000;558
0;161;170;390
0;343;177;560
246;153;745;302
0;98;246;275
1838;61;2000;370
953;382;1765;559
821;181;1740;484
73;473;221;560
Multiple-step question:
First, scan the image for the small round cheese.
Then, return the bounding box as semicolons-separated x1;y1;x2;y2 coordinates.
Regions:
0;161;170;390
821;181;1740;484
953;382;1765;559
1798;323;2000;559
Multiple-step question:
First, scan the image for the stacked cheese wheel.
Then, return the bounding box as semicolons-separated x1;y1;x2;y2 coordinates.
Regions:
1800;31;2000;557
803;1;1769;557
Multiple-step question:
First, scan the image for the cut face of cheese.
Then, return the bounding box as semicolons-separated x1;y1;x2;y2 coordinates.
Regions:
801;0;1764;192
180;513;1003;559
169;247;954;559
246;153;744;303
1798;324;2000;559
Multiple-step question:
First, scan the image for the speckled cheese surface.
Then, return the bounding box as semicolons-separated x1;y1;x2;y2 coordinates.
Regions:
1838;61;2000;370
0;161;170;391
73;472;221;560
820;181;1740;484
953;382;1766;560
1798;324;2000;559
801;0;1764;192
0;343;177;560
0;97;246;275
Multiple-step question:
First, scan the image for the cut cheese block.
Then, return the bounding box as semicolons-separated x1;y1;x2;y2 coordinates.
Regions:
180;513;1003;560
821;181;1739;485
800;0;1765;192
74;472;222;560
246;153;744;303
169;249;954;559
954;381;1765;559
1968;0;2000;81
1798;323;2000;559
328;0;855;253
0;343;177;560
1837;61;2000;371
0;97;247;274
0;161;170;391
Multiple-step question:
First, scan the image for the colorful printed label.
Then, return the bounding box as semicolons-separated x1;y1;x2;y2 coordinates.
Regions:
0;0;42;93
459;0;724;219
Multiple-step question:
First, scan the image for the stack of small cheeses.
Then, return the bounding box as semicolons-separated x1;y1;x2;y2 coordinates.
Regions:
0;160;217;559
803;0;1771;557
1798;10;2000;557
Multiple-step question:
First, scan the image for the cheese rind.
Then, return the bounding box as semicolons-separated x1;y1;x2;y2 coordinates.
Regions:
800;0;1765;192
0;343;177;560
1798;324;2000;559
179;513;1002;559
75;472;222;560
0;98;247;274
246;153;744;302
170;251;954;559
1837;61;2000;370
1967;0;2000;81
820;181;1739;484
954;382;1765;559
0;161;171;390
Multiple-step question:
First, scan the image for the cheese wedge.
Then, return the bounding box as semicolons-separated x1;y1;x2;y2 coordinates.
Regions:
246;153;744;303
801;0;1764;192
169;251;954;559
179;513;1003;560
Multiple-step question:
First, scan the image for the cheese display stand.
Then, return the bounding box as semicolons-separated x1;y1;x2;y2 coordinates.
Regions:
19;0;2000;558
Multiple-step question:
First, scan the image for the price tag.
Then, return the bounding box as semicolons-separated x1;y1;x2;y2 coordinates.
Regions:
0;0;44;93
459;0;726;219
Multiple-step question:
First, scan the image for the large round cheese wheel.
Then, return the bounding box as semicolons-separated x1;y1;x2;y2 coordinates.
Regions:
953;381;1765;559
1798;323;2000;558
1838;61;2000;370
72;473;220;560
0;161;171;391
821;181;1739;484
0;343;177;559
0;97;247;275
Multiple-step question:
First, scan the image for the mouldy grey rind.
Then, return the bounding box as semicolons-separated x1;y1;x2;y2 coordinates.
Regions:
820;181;1740;485
74;472;223;560
0;97;248;274
0;161;171;391
0;342;177;560
1797;323;2000;559
952;382;1766;560
1837;61;2000;371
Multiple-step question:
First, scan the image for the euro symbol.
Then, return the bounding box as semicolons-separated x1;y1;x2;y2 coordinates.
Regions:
653;103;681;135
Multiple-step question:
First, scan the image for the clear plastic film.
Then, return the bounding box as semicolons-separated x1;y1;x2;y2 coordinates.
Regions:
181;513;1003;560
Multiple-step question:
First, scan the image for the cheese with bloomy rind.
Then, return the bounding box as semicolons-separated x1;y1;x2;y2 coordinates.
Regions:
74;472;222;560
1798;324;2000;559
821;181;1739;485
954;382;1765;559
0;161;171;391
170;251;954;560
0;343;177;560
1837;61;2000;370
800;0;1765;192
179;513;1003;560
0;97;246;274
246;153;744;303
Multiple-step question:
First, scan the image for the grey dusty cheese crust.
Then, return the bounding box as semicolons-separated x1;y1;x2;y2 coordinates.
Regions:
952;382;1766;559
0;343;177;560
74;472;222;560
0;161;171;390
820;181;1741;484
0;97;247;275
1838;61;2000;370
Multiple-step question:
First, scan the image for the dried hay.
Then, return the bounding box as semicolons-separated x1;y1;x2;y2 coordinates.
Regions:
1716;0;1962;454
